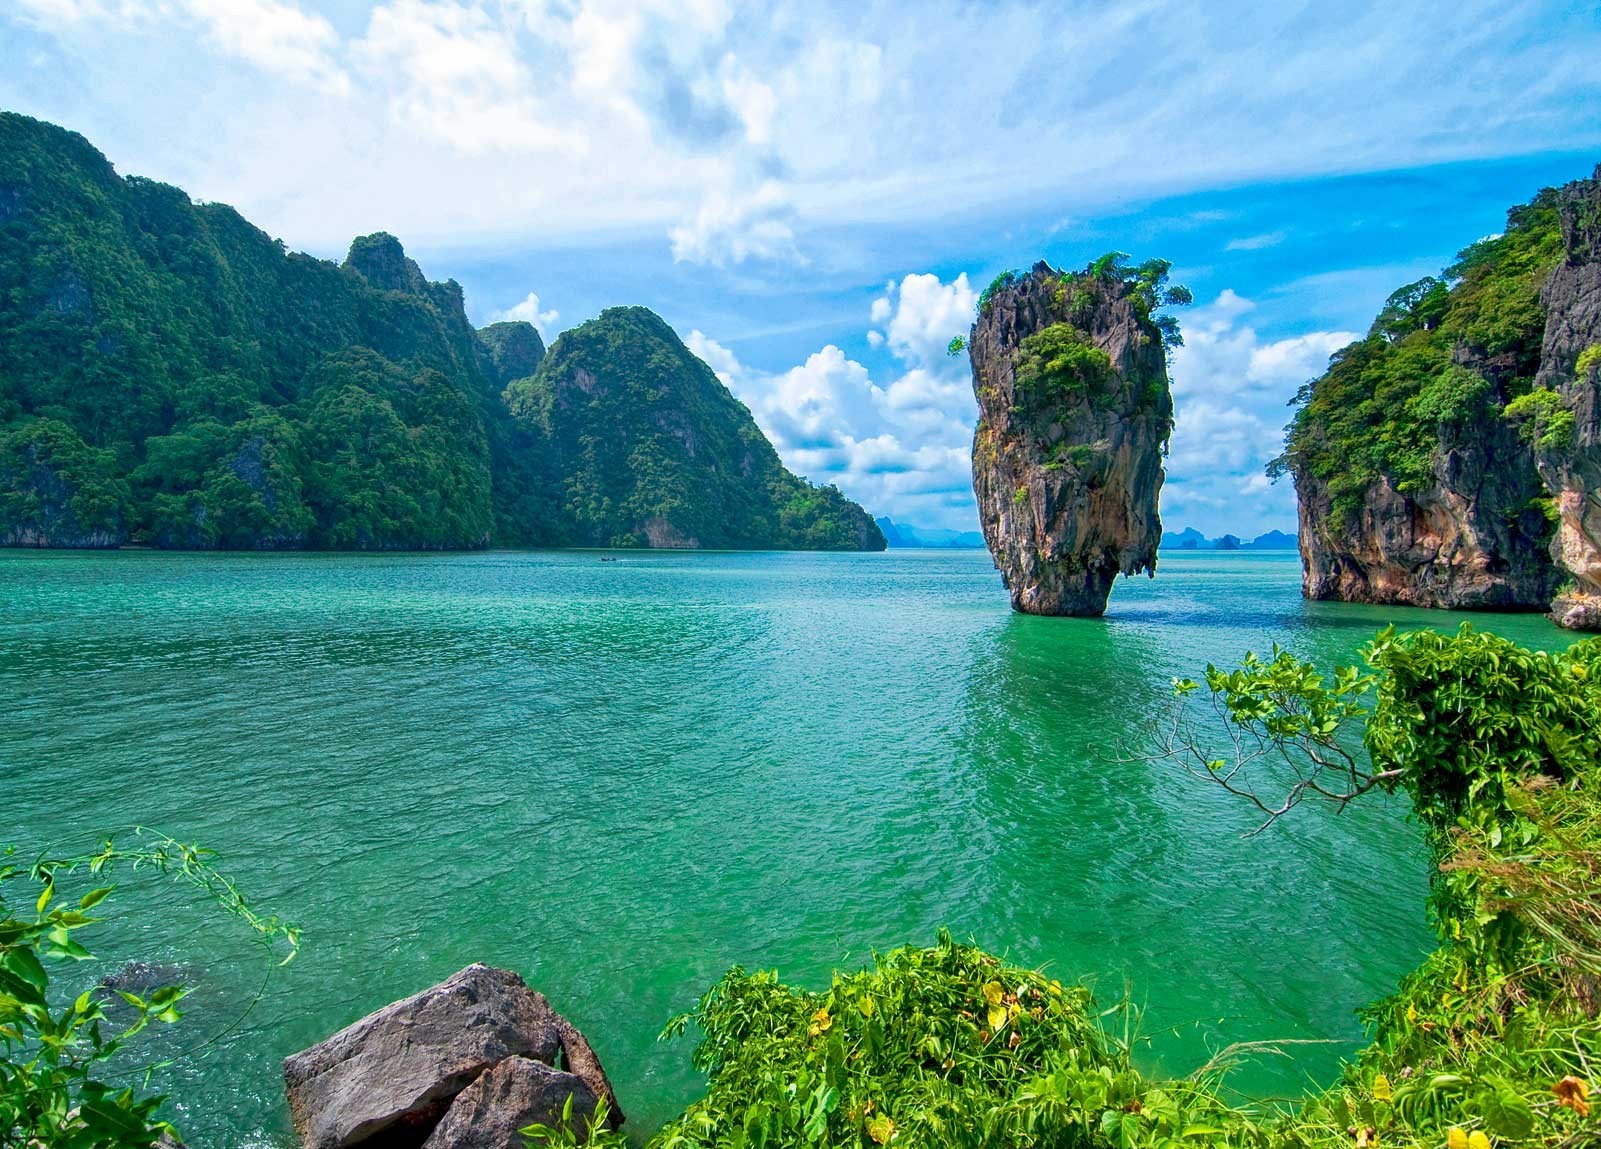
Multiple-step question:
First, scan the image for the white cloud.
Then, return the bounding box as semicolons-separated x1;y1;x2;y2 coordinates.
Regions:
353;0;580;153
669;180;801;266
1224;230;1286;251
491;290;559;337
1163;290;1358;536
10;0;1595;260
873;272;977;367
15;0;348;91
686;269;979;527
186;0;349;93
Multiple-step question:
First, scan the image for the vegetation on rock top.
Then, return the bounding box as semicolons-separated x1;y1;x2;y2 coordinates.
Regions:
1271;189;1566;532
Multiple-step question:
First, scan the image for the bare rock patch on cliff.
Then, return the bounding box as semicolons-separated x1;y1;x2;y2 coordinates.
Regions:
1523;165;1601;629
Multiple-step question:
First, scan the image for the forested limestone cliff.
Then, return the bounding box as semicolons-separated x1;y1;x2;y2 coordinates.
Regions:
0;112;881;553
1276;187;1565;611
1525;167;1601;629
506;307;884;551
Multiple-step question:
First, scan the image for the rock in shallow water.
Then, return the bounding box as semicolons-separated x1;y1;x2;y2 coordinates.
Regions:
968;262;1172;616
283;964;620;1149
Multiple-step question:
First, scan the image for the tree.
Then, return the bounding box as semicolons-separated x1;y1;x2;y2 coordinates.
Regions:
1147;624;1601;836
1368;277;1449;342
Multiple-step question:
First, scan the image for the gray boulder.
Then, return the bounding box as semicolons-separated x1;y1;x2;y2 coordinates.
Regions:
283;964;621;1149
421;1057;598;1149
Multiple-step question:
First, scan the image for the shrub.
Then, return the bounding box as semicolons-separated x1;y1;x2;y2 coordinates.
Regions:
652;930;1248;1149
1012;324;1115;406
1505;387;1577;451
1;832;297;1148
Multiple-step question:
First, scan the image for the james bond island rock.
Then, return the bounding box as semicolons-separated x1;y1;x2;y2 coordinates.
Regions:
1521;166;1601;630
506;306;885;551
283;964;621;1149
1277;183;1566;611
0;111;876;553
968;258;1182;615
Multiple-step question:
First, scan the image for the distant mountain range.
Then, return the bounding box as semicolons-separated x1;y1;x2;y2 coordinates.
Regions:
1161;527;1298;550
876;517;986;549
877;520;1297;551
0;112;883;553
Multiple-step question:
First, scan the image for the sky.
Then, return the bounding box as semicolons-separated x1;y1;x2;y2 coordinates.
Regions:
4;1;1600;536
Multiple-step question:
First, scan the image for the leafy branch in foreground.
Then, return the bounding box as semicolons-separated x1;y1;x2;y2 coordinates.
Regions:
1;829;297;1149
1153;639;1401;834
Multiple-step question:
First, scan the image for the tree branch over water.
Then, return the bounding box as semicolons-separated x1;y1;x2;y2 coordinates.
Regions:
1136;641;1404;835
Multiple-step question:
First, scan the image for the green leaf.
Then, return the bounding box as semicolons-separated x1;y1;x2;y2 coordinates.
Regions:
1474;1081;1534;1140
0;946;48;1002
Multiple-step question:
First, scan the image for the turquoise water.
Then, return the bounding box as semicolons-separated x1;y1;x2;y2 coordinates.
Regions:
0;549;1580;1145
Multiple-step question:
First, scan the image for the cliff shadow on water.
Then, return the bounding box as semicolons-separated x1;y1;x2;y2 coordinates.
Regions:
950;594;1435;1101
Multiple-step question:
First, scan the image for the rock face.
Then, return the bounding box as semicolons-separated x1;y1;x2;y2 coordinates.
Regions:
1295;417;1557;610
283;964;620;1149
969;262;1172;615
420;1057;598;1149
1530;166;1601;629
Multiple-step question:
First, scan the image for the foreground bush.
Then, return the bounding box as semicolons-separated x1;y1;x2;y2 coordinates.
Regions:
652;932;1246;1149
0;832;296;1148
653;626;1601;1148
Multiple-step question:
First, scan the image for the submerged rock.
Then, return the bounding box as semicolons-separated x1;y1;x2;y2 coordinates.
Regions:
98;960;188;993
1529;166;1601;630
968;262;1173;615
283;964;620;1149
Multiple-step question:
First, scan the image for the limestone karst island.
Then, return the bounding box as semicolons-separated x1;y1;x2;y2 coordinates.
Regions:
3;6;1601;1149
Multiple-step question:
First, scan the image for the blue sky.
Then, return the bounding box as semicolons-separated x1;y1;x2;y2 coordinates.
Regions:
4;1;1599;535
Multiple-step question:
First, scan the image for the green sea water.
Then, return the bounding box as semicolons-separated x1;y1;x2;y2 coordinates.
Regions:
0;548;1581;1145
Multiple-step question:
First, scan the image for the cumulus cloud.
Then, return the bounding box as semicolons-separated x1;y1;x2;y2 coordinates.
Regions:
491;290;559;337
669;180;802;266
1163;291;1359;536
686;270;978;526
873;273;977;366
